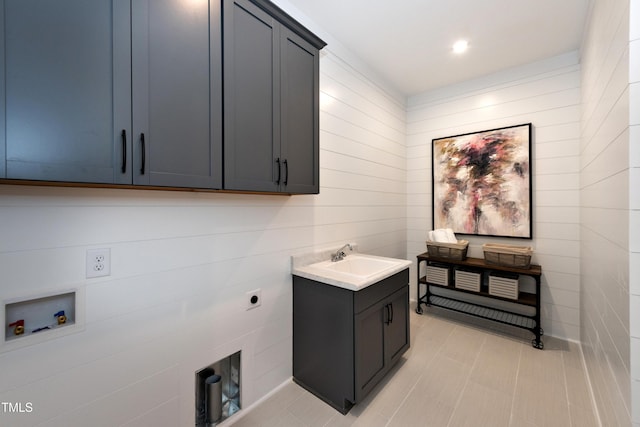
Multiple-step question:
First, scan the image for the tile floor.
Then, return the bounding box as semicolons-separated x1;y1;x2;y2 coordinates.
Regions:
230;304;600;427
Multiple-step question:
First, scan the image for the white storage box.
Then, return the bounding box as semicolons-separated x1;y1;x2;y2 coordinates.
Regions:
489;272;519;299
426;265;449;286
454;269;481;292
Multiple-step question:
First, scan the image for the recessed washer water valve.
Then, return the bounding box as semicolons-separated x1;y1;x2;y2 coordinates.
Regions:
9;320;25;336
54;310;67;325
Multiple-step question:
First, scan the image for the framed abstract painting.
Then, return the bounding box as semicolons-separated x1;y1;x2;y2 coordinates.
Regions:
431;123;532;239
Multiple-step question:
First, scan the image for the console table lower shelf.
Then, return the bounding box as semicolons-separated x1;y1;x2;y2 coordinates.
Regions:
416;253;543;349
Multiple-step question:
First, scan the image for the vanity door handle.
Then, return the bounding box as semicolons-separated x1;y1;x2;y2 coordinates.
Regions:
384;304;391;325
283;159;288;185
121;129;127;173
389;303;394;324
140;133;146;175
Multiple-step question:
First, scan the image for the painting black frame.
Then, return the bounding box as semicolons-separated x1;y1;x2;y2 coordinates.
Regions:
431;123;533;239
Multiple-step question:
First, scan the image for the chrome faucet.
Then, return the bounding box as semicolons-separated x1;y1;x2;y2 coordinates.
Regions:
331;243;353;262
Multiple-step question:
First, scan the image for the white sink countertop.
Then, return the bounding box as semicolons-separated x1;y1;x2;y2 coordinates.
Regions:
291;246;411;291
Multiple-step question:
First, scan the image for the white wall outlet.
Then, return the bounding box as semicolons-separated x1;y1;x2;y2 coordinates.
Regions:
86;248;111;278
246;289;261;310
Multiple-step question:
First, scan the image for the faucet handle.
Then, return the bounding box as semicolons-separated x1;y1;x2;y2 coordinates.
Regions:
331;243;353;262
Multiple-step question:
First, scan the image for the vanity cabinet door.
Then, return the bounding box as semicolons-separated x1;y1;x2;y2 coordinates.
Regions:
354;298;387;402
354;285;409;402
385;286;410;364
0;0;131;184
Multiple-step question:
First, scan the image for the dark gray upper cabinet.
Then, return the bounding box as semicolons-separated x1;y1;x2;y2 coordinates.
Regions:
0;0;131;184
280;28;321;194
223;0;325;194
131;0;222;189
223;0;279;193
0;0;222;189
0;0;320;194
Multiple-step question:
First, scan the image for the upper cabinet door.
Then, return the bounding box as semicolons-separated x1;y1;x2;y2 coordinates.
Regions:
280;28;320;194
131;0;222;189
0;0;132;184
223;0;280;193
223;0;324;194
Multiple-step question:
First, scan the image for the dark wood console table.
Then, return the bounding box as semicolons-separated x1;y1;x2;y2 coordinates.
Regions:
416;253;543;349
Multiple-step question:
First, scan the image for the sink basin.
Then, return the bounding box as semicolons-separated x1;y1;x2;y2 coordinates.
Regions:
311;255;399;278
292;252;412;291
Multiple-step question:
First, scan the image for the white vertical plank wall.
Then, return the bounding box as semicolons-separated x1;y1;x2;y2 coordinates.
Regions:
406;52;582;341
580;0;635;425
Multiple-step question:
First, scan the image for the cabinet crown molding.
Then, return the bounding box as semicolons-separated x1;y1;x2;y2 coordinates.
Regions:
248;0;327;49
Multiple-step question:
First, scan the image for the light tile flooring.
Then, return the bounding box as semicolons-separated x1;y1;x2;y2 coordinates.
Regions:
230;304;600;427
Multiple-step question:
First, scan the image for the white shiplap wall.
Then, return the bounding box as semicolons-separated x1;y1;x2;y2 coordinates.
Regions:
406;52;582;341
580;0;634;425
630;0;639;424
0;10;407;427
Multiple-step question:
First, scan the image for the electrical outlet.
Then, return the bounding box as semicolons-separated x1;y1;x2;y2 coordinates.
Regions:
86;248;111;278
246;289;261;310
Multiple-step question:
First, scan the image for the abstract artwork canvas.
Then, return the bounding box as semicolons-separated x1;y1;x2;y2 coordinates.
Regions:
432;123;532;239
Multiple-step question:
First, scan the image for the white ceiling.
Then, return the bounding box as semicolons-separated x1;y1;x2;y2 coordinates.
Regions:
284;0;591;96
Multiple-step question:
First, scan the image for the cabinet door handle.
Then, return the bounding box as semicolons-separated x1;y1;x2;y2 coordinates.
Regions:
121;129;127;173
140;133;146;175
283;159;288;185
275;158;281;185
389;303;394;324
384;304;391;325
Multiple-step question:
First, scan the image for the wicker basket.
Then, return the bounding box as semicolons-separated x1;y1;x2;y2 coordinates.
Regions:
426;240;469;260
483;243;533;269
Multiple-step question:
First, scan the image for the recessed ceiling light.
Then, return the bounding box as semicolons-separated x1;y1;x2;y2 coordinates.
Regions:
453;39;468;54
